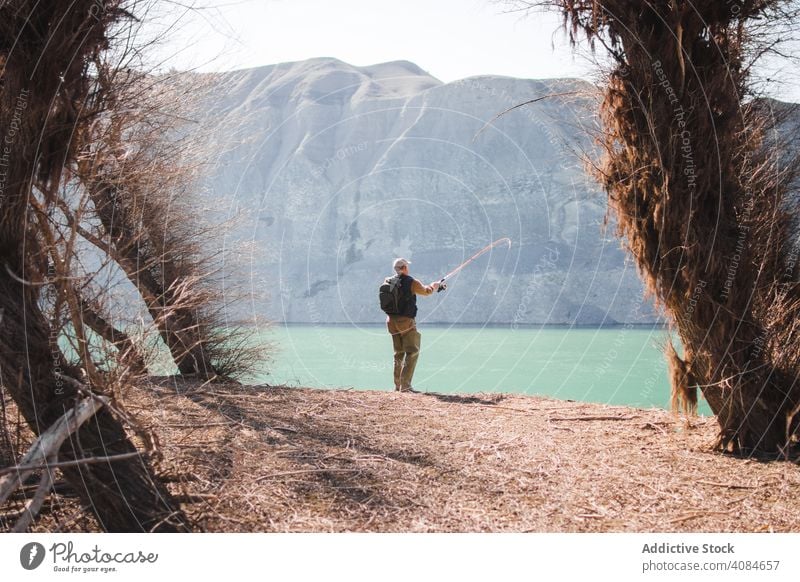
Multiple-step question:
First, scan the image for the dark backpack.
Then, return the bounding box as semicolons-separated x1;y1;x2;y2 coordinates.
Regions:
379;275;406;315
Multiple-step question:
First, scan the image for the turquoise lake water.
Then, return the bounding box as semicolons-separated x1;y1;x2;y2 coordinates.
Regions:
254;325;711;414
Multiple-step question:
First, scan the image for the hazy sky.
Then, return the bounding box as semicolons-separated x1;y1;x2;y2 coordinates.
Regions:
154;1;597;79
151;0;798;102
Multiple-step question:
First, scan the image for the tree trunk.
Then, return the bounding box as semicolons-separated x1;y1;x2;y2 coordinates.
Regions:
550;0;800;453
0;0;190;530
75;288;148;375
86;182;219;378
0;261;189;531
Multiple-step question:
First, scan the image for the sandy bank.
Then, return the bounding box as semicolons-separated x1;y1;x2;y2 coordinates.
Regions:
143;382;800;532
11;381;800;532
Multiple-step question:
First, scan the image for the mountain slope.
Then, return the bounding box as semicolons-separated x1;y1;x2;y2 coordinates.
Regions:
198;58;659;324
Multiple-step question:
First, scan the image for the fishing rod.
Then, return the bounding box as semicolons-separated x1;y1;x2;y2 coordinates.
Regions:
436;237;512;292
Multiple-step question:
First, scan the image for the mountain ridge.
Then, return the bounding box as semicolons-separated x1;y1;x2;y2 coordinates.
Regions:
191;58;794;325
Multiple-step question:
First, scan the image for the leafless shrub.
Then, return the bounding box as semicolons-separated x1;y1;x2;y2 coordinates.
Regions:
60;61;270;383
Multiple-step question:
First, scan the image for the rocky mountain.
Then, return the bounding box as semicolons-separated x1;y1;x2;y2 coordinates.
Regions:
197;58;662;325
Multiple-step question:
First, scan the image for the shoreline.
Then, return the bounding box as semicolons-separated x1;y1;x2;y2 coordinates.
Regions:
270;322;670;329
24;381;797;533
252;382;716;418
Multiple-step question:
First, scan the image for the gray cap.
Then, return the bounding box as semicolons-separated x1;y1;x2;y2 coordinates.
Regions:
393;257;411;271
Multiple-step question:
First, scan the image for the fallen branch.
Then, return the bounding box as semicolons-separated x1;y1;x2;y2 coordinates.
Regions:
0;396;107;523
12;470;53;532
269;425;298;434
172;493;218;503
642;422;670;436
162;422;236;429
197;391;268;400
255;468;361;483
0;451;144;477
549;415;639;422
668;510;732;524
694;480;761;490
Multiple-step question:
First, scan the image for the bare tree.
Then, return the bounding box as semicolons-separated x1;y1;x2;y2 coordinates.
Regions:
72;65;264;380
520;0;800;454
0;1;190;531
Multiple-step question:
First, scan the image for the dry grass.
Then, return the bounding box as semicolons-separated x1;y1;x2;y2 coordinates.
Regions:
7;381;799;533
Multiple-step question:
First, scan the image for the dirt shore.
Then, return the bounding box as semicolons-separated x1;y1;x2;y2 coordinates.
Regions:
9;381;800;532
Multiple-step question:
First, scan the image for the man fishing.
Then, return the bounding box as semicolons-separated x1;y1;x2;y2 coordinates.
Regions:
379;239;511;393
382;258;443;393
